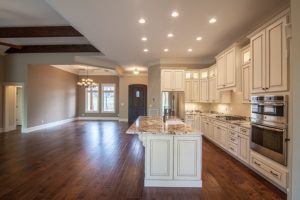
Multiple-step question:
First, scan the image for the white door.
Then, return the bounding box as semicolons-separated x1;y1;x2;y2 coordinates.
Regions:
251;30;266;93
173;70;185;91
146;136;173;180
192;80;200;102
265;16;288;92
161;70;173;91
238;134;250;163
225;48;236;87
174;136;202;180
217;55;226;89
200;79;208;102
242;65;251;103
185;80;192;102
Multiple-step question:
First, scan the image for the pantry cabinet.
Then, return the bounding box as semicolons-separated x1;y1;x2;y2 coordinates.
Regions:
250;16;288;93
161;69;185;91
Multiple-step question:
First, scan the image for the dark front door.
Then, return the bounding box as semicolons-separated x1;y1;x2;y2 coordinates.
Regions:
128;84;147;124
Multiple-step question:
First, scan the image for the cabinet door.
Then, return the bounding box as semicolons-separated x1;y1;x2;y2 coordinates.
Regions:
200;79;208;102
238;134;250;163
217;55;226;88
204;122;210;138
225;48;236;87
174;136;202;180
219;127;227;148
192;80;200;102
195;116;201;131
146;136;173;180
251;30;266;93
185;80;192;102
209;77;217;102
201;122;206;136
208;123;214;139
173;70;185;91
242;46;251;65
265;16;288;92
161;70;173;91
242;65;251;103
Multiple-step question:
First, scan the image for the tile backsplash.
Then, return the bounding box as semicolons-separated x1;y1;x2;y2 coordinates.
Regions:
185;92;251;117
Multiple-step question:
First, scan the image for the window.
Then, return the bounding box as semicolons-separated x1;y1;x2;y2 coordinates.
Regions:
85;85;99;113
101;84;115;113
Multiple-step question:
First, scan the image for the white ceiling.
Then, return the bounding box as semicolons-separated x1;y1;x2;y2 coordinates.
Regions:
51;65;117;76
46;0;289;69
0;0;68;27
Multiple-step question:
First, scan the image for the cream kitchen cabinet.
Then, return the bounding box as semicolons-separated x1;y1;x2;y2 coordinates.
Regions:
200;79;209;103
250;16;288;93
146;135;174;180
174;136;202;181
242;64;252;103
185;79;200;102
161;69;185;91
213;125;227;148
209;77;218;102
216;47;241;90
238;133;250;164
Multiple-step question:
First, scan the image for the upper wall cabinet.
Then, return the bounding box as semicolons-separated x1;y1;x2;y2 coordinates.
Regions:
161;69;185;91
216;46;241;91
250;15;288;93
185;71;200;102
241;45;252;103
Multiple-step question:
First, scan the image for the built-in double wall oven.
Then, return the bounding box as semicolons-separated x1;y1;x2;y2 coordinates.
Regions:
251;96;289;166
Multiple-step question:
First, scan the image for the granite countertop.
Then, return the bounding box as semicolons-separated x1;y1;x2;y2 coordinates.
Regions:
126;116;201;135
200;113;251;129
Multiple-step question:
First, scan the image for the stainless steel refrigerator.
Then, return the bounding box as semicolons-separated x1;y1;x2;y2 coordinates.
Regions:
161;91;185;120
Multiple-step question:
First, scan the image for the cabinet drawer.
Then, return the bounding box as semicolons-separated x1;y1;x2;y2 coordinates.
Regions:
185;115;195;120
250;152;287;188
228;143;238;155
239;127;250;136
228;135;238;145
214;120;227;128
202;117;208;122
228;124;239;132
228;130;238;138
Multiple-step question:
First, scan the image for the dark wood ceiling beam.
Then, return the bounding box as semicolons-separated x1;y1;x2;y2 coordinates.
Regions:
0;26;83;38
5;44;102;54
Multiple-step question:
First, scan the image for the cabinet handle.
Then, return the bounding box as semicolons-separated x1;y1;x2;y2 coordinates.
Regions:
265;88;269;90
270;171;278;177
254;161;261;167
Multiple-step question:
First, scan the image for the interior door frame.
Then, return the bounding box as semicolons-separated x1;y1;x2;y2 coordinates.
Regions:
3;82;25;133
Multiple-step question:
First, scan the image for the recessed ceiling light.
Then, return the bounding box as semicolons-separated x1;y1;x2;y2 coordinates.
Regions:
141;37;147;41
139;18;146;24
196;36;203;41
171;11;179;18
164;48;169;52
209;18;217;24
167;33;174;38
188;49;193;52
144;49;149;52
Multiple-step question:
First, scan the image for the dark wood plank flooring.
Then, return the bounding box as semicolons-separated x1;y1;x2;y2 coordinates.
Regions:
0;121;286;200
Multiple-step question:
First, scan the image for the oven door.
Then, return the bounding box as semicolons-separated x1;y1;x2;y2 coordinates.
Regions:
251;104;263;114
263;103;284;116
251;124;287;165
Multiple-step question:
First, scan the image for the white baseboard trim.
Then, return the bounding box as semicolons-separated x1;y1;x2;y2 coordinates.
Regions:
4;126;16;133
23;118;76;133
119;118;128;122
77;117;119;121
145;180;202;188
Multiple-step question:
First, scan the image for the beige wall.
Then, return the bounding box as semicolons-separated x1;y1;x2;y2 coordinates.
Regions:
290;0;300;199
148;65;161;112
0;55;4;129
27;65;77;128
119;75;148;120
77;75;119;118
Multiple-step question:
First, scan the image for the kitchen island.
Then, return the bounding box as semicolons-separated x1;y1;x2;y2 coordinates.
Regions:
126;116;203;188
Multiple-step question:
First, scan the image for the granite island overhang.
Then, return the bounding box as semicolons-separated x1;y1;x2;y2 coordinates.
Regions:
126;116;203;188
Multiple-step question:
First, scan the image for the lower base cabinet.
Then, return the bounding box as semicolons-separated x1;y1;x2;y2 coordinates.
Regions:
238;134;250;163
144;135;202;187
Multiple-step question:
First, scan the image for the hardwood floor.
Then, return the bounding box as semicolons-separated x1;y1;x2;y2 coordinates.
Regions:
0;121;286;200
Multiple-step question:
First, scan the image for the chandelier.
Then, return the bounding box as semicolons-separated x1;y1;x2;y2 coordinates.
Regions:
77;66;97;88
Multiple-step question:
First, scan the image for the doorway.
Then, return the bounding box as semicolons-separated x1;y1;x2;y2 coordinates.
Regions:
4;84;24;132
128;84;147;124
